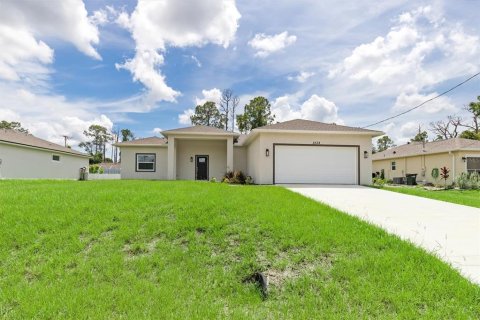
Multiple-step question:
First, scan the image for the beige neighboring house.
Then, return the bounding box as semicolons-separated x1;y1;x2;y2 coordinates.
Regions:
372;138;480;184
115;119;383;185
0;129;89;179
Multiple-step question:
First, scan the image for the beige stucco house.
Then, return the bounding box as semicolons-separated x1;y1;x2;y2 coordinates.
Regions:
372;138;480;184
0;129;90;179
115;119;383;185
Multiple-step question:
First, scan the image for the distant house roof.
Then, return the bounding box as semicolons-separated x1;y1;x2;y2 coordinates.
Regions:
161;125;239;137
114;136;167;147
372;138;480;160
0;129;89;157
255;119;383;135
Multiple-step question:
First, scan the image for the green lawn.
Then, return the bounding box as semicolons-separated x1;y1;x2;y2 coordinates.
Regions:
0;181;478;319
383;186;480;208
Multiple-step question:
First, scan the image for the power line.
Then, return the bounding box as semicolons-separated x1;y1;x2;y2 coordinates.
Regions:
362;71;480;129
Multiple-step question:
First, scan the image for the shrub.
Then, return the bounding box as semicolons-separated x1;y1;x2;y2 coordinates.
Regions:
456;172;480;190
222;171;248;184
440;166;450;189
372;177;386;187
89;165;104;174
245;176;254;185
210;177;217;183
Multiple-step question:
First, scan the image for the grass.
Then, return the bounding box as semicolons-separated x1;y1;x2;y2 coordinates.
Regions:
382;186;480;208
0;180;479;319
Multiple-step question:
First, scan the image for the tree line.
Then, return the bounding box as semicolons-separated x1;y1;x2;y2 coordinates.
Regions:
374;95;480;152
190;89;275;133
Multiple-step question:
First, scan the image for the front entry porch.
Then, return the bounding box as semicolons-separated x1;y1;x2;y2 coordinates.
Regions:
167;136;234;181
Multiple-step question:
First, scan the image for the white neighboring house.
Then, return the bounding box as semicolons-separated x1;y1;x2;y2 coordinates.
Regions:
115;119;383;185
0;129;89;179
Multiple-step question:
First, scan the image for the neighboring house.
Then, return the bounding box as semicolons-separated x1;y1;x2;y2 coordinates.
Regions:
0;129;89;179
115;119;383;185
372;138;480;184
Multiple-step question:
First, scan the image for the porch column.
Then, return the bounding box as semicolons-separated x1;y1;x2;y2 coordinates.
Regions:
168;136;176;180
226;137;233;172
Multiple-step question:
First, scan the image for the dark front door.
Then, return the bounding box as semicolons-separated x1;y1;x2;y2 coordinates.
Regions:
195;155;209;180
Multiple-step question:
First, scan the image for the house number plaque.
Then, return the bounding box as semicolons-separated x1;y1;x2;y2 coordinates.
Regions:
313;141;321;145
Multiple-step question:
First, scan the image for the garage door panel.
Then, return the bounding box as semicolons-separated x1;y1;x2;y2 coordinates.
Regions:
274;145;358;184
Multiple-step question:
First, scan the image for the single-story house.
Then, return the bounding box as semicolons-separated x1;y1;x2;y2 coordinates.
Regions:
115;119;383;185
0;129;89;179
372;138;480;184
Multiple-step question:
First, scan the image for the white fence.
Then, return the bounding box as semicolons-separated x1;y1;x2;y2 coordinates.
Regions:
88;173;121;180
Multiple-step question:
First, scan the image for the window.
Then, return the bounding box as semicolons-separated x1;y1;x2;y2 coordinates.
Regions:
467;157;480;174
391;161;396;171
52;155;60;161
136;153;155;172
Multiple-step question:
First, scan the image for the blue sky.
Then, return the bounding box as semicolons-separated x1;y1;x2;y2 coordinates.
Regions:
0;0;479;148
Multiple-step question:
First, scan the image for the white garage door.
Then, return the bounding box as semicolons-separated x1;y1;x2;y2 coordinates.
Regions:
274;145;358;184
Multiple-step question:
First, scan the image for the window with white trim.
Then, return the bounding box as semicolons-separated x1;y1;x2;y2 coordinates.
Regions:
467;157;480;174
136;153;155;172
52;154;60;162
391;161;396;171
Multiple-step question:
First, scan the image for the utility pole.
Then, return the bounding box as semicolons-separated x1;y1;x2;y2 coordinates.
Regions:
62;135;70;147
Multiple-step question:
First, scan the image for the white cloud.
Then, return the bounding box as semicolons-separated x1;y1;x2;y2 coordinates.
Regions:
178;109;194;125
0;83;113;149
248;31;297;57
288;71;315;83
116;0;240;106
194;88;222;106
0;0;101;83
393;91;455;114
328;5;480;103
272;94;342;124
152;127;163;135
0;0;101;61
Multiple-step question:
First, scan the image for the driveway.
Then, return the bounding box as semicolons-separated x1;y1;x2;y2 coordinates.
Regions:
286;185;480;285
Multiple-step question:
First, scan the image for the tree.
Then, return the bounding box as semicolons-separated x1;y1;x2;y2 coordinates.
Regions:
459;130;480;140
429;116;461;140
461;96;480;134
376;135;396;152
120;129;135;142
219;89;239;131
236;97;275;134
190;101;225;128
411;125;428;143
79;124;112;164
0;120;29;133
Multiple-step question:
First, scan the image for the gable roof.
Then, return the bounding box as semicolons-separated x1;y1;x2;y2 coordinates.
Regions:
161;125;239;137
372;138;480;160
255;119;383;135
114;136;167;147
0;129;89;157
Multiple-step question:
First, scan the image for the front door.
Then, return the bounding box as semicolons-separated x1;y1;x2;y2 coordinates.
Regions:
195;155;209;180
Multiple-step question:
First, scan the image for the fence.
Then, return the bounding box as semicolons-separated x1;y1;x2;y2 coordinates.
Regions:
88;173;121;180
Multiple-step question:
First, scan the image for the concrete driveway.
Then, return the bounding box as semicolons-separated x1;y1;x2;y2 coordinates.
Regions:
286;185;480;285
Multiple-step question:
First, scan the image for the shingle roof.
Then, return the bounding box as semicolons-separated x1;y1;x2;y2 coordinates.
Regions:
161;125;239;136
0;129;89;157
114;136;167;146
372;138;480;160
255;119;382;134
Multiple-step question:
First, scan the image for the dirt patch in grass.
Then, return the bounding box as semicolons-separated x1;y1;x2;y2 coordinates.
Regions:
123;236;162;260
263;253;336;288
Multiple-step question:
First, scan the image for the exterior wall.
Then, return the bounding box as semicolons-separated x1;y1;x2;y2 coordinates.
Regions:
246;135;261;183
246;132;373;185
175;139;227;181
233;146;247;173
372;150;480;184
120;146;168;179
455;150;480;176
0;143;88;179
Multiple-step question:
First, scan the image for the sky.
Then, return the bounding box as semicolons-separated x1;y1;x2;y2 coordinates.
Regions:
0;0;479;150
